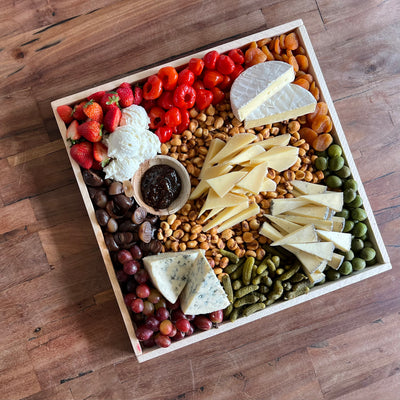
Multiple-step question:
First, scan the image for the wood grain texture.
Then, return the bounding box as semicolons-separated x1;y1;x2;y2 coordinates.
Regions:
0;0;399;399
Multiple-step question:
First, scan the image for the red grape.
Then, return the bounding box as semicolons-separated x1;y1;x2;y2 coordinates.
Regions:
136;284;151;299
155;307;170;322
194;315;212;331
129;244;143;260
115;269;128;283
209;310;224;323
171;309;186;323
175;318;191;333
159;319;174;336
185;323;194;337
136;325;153;341
123;260;140;275
155;333;171;348
167;299;180;311
124;293;137;307
142;336;156;348
172;330;185;341
144;316;160;332
155;299;167;311
168;325;177;338
117;249;133;264
148;289;161;304
142;300;155;316
134;269;149;284
131;298;144;313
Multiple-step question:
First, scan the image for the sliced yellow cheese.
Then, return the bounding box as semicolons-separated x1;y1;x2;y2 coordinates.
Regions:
236;161;268;194
306;269;326;285
259;221;283;242
284;245;327;274
316;230;352;252
244;83;317;129
270;224;318;246
198;189;248;217
230;61;295;121
327;252;344;270
200;164;233;180
332;216;345;232
224;145;265;166
246;145;299;172
249;133;291;150
269;197;310;215
189;179;209;200
206;171;247;198
280;214;334;231
266;214;302;234
203;207;224;222
284;205;331;220
217;202;260;233
290;180;327;195
301;192;344;212
287;242;335;261
209;133;256;164
202;202;248;232
260;177;277;192
198;138;225;178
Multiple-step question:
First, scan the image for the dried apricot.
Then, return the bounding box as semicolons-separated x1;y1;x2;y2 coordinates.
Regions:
299;127;318;144
244;47;267;66
293;78;310;90
282;54;289;63
257;38;270;47
307;102;328;124
312;114;332;133
273;53;283;61
285;32;299;50
312;133;333;151
261;45;274;61
249;41;257;49
301;73;314;84
274;37;281;54
279;34;286;50
288;55;299;72
296;46;306;55
310;85;320;100
295;55;309;72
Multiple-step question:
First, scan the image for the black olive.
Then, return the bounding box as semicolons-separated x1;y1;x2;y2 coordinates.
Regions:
95;209;110;226
104;232;119;251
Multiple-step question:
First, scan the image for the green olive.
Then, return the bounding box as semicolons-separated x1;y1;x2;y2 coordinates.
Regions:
315;156;328;171
351;238;364;252
343;220;354;233
335;208;350;219
343;188;357;204
343;179;358;191
328;156;345;171
360;247;376;262
348;195;363;208
339;261;353;275
327;144;343;158
352;257;366;271
326;268;341;281
353;222;367;237
351;208;367;221
326;175;342;188
336;166;351;179
344;250;354;261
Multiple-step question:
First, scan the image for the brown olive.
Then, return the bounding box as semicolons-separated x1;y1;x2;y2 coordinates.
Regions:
118;220;138;232
114;194;134;212
132;207;147;224
145;214;158;225
95;209;110;226
105;200;124;219
149;239;163;254
138;221;152;243
109;181;123;195
114;232;134;246
104;232;119;251
107;218;118;233
82;170;103;187
93;191;108;208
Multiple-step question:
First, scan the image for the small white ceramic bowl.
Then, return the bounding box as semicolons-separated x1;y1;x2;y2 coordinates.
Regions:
132;155;191;216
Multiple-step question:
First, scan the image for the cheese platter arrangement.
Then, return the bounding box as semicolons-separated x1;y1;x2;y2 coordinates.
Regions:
51;19;391;363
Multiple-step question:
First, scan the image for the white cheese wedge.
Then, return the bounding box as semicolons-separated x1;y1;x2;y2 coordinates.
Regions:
270;197;311;216
290;180;327;195
244;83;317;129
301;192;344;212
217;202;260;233
198;138;225;178
327;252;345;270
260;177;277;192
224;144;265;166
316;230;352;252
287;242;335;261
180;252;230;315
207;171;247;198
259;221;283;242
230;61;295;121
246;145;299;172
285;205;330;220
202;202;248;232
203;207;224;222
209;133;256;164
189;179;209;200
280;214;334;231
249;133;291;150
284;246;327;274
236;162;269;194
270;224;318;246
266;214;302;234
332;216;345;232
199;164;233;180
198;189;248;217
143;250;203;304
306;269;326;285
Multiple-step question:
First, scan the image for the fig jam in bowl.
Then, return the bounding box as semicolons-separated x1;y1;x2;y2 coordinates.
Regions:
132;155;191;216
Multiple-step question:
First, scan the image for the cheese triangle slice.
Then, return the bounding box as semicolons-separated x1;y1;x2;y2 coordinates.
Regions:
202;202;248;232
271;224;318;246
287;242;335;261
249;133;291;150
266;214;302;234
246;146;299;172
316;230;352;252
244;83;317;129
217;202;260;233
198;189;248;217
199;164;233;180
189;179;209;200
224;145;265;166
290;180;327;195
198;138;225;178
230;61;295;121
236;161;268;194
209;133;256;164
207;171;247;198
284;246;326;274
301;192;344;212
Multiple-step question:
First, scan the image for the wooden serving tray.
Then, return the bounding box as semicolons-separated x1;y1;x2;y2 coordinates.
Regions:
51;19;392;363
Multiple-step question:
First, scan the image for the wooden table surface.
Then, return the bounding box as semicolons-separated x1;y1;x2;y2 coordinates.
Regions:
1;1;399;399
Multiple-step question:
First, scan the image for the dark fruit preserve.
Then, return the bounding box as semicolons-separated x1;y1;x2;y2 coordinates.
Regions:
141;164;181;210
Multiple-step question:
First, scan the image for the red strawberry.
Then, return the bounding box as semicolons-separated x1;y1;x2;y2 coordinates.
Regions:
72;101;87;120
93;142;110;166
66;120;80;143
57;105;73;124
100;92;120;113
117;86;134;108
103;107;122;133
77;120;102;142
133;86;143;105
91;160;103;170
83;100;103;122
70;141;93;169
119;82;131;89
87;90;106;103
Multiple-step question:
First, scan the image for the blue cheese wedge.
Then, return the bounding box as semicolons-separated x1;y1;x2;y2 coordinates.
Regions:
180;252;230;315
230;61;295;121
244;83;317;129
143;250;203;304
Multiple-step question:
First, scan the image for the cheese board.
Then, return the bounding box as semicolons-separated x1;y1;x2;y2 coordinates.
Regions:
51;19;391;363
